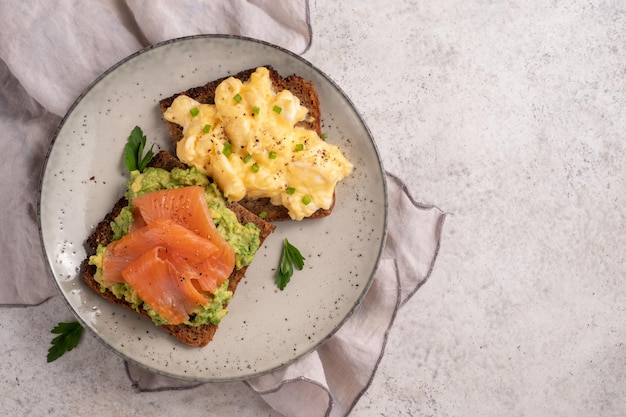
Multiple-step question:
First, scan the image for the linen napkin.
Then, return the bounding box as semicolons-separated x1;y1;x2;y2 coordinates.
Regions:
0;2;446;417
0;0;311;118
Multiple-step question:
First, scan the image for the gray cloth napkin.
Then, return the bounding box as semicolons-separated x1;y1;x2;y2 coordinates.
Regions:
0;2;446;416
0;0;311;117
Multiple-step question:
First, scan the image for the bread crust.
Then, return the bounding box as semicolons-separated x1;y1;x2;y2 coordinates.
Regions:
158;66;334;221
82;151;275;347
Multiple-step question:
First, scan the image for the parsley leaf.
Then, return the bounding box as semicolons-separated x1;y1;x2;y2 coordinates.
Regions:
275;239;305;290
124;126;154;173
47;321;84;363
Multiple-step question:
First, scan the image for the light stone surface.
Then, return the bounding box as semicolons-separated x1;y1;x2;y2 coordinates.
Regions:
3;0;626;416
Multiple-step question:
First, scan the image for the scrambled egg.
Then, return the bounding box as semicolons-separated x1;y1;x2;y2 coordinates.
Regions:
163;67;353;220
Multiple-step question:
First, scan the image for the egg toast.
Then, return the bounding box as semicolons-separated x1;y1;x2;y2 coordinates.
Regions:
81;150;275;347
158;66;338;222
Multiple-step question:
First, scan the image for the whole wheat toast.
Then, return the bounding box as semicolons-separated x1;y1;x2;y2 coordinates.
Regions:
158;66;335;221
81;150;275;347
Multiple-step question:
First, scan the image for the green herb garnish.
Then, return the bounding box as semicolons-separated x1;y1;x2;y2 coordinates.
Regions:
275;239;305;290
286;187;296;195
269;151;277;159
302;195;312;205
273;105;282;114
190;107;200;117
47;321;84;363
243;154;252;163
223;141;232;157
203;124;212;133
251;163;260;173
252;106;260;115
234;93;243;103
295;143;304;151
259;211;268;219
124;126;154;173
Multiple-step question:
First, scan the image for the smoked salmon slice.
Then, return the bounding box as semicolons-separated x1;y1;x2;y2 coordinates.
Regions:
130;186;236;291
102;218;225;287
122;246;209;325
101;186;237;324
132;185;231;246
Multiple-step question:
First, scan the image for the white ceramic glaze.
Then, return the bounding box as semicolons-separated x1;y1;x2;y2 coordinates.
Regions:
39;35;387;382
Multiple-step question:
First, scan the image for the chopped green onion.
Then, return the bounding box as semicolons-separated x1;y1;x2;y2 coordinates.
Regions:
302;195;312;205
295;143;304;152
251;163;259;173
252;106;260;115
259;211;267;219
203;124;211;133
286;187;296;195
321;132;328;140
269;151;277;159
190;107;199;117
273;105;282;114
234;93;242;103
243;154;252;163
223;142;232;157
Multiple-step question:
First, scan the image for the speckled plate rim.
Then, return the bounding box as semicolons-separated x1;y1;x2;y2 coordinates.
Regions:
38;34;388;382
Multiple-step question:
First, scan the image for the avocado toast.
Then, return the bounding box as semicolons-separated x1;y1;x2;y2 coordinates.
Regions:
81;150;275;347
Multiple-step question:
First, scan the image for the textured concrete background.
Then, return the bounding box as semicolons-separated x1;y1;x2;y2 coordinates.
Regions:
3;1;625;416
312;2;626;416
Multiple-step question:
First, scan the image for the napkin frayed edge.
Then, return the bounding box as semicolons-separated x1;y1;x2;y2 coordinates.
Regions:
385;172;447;307
245;376;335;416
302;0;313;54
0;296;54;309
124;361;205;393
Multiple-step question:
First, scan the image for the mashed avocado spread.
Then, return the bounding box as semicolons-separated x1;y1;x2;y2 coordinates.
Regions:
89;166;261;327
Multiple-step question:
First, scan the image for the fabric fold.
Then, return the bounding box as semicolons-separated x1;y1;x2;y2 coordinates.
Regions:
0;0;311;118
0;1;143;117
0;60;60;306
385;173;446;305
126;0;312;53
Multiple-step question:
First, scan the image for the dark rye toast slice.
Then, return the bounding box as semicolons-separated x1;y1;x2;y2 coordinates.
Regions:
81;150;276;347
158;66;335;222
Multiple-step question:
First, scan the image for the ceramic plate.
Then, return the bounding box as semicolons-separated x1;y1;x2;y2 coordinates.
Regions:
39;35;387;382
